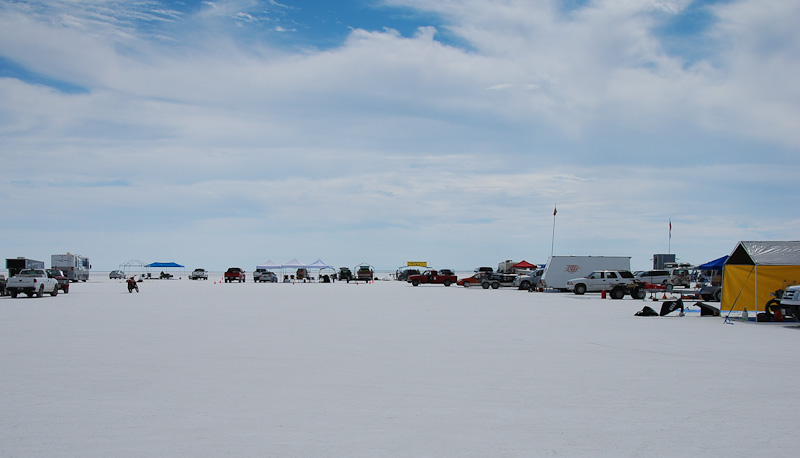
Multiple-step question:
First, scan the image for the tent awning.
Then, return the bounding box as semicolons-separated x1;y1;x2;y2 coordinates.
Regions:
146;262;184;268
257;260;281;270
695;255;728;271
307;259;334;269
512;260;536;269
281;259;307;269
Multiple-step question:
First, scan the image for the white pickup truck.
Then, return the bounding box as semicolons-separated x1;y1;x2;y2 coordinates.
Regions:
6;269;60;298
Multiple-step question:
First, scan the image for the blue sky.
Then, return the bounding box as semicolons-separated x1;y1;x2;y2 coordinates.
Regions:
1;0;798;272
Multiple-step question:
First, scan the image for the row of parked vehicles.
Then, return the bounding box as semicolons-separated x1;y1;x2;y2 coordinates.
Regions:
1;255;90;298
215;265;377;283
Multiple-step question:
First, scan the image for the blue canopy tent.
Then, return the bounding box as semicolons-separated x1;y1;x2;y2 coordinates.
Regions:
695;256;728;271
145;262;185;279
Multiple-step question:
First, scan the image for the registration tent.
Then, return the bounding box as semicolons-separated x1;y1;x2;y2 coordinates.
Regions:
721;241;800;312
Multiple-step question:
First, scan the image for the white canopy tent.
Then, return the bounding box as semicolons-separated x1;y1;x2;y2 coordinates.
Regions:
256;260;281;271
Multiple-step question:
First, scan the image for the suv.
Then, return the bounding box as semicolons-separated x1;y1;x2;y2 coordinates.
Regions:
567;270;636;295
355;265;374;282
634;270;670;285
514;269;544;290
337;267;353;282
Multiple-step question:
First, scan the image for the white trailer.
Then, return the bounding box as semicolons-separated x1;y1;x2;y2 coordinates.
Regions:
51;253;91;282
539;256;631;291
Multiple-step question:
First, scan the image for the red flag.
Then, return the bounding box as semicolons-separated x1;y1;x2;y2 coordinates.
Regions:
553;206;557;216
669;219;672;239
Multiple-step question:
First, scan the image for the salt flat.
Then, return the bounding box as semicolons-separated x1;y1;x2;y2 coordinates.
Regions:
1;276;798;457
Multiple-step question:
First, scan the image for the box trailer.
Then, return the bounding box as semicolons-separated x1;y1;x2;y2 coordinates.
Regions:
539;256;631;291
6;257;46;278
51;253;91;282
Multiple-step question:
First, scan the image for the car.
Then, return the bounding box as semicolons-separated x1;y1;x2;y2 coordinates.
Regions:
46;269;70;294
256;271;278;283
458;273;482;287
109;270;126;279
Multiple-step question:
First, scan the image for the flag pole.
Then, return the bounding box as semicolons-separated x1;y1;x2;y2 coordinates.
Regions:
668;218;672;254
551;205;557;258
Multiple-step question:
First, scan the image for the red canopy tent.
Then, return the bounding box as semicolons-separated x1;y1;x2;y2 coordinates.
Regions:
512;260;536;269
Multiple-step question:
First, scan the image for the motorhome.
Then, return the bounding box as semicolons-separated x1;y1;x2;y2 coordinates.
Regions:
539;256;631;291
51;253;90;282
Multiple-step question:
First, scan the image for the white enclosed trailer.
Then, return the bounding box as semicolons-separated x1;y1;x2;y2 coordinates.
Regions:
51;253;91;282
539;256;631;291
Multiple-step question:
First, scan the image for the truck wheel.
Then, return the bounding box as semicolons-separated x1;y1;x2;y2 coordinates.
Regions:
482;282;490;289
631;287;645;300
10;291;18;298
411;279;420;286
50;286;58;296
520;281;530;290
610;287;625;300
37;285;44;298
443;280;452;287
573;284;586;295
491;281;500;289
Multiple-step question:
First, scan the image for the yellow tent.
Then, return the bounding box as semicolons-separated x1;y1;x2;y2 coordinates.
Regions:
721;241;800;313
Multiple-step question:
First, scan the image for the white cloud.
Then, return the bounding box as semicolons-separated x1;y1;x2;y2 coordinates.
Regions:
1;0;798;270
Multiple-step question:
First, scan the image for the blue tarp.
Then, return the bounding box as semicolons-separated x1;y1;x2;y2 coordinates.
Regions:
694;256;728;271
146;262;184;268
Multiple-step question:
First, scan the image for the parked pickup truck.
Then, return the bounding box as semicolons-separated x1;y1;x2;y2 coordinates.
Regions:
189;268;208;280
567;270;644;299
224;267;246;283
408;269;457;287
46;269;70;293
6;269;60;298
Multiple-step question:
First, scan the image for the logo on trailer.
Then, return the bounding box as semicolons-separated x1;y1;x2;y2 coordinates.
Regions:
565;265;579;273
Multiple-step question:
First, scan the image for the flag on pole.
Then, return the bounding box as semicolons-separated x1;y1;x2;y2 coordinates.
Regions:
554;206;557;216
669;219;672;239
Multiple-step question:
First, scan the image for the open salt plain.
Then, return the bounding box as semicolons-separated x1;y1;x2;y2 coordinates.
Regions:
2;274;799;457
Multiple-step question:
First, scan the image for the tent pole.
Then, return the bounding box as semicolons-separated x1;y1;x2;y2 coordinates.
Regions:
754;263;758;314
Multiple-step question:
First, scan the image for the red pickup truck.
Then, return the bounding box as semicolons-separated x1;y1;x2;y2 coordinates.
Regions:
224;267;246;283
408;269;457;287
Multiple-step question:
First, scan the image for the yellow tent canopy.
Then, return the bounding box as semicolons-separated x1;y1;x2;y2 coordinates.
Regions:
721;241;800;313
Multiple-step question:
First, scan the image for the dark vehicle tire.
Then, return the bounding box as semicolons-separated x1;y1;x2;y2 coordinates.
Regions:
701;294;712;301
631;287;645;300
50;287;58;297
10;291;18;298
411;279;420;286
714;289;722;301
491;281;500;289
520;281;530;290
443;280;452;287
37;285;44;298
482;282;490;289
463;282;470;288
574;284;586;295
610;287;625;300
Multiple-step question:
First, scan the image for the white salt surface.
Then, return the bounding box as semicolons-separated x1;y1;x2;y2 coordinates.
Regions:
2;276;798;457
